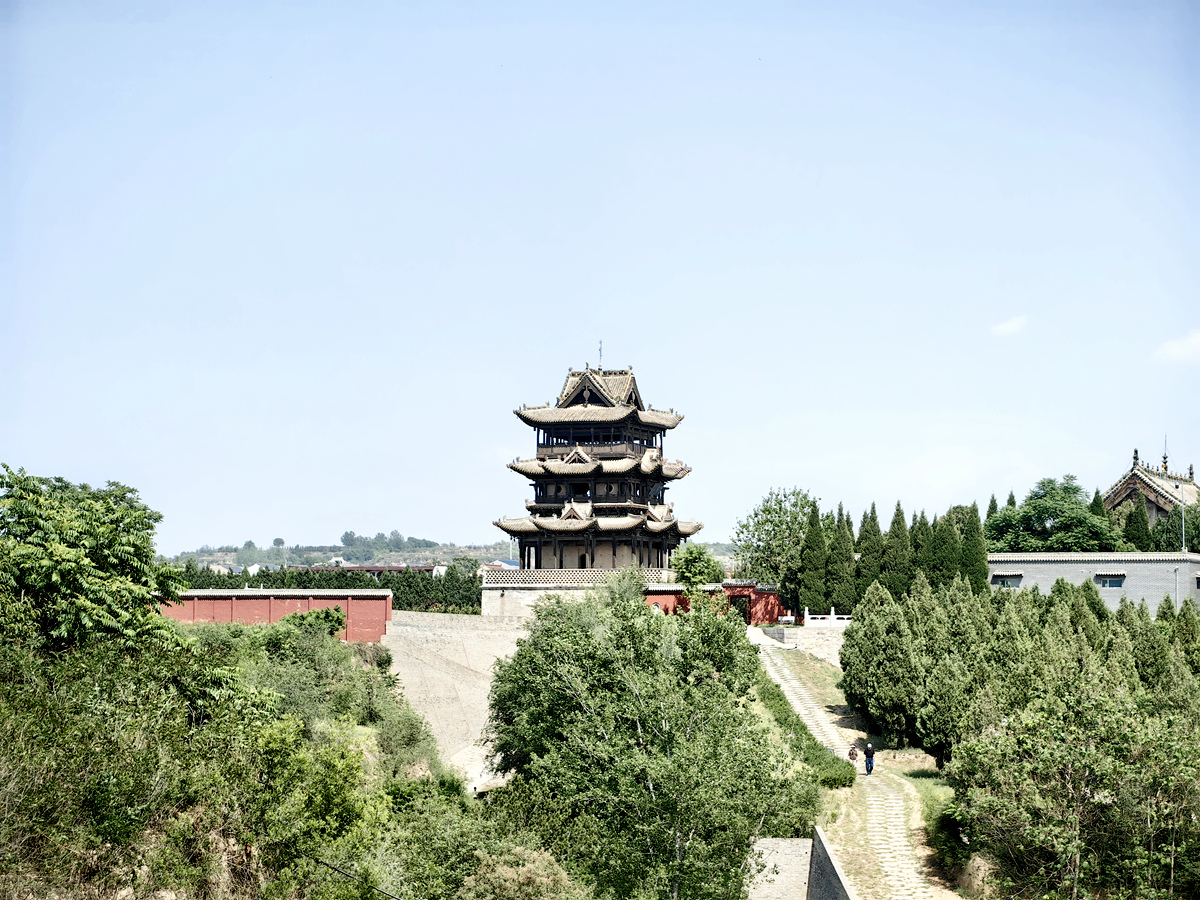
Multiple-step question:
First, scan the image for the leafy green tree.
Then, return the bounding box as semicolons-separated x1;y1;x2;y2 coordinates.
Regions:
958;502;989;594
1124;498;1153;550
486;583;816;900
927;514;961;588
881;502;913;601
670;543;725;591
986;475;1123;552
986;494;998;520
1006;490;1016;508
732;488;816;582
854;504;884;599
0;465;184;651
1088;488;1107;519
797;505;827;611
826;513;857;614
948;672;1138;899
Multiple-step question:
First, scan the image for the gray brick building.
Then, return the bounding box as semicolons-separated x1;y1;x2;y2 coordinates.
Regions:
987;552;1200;611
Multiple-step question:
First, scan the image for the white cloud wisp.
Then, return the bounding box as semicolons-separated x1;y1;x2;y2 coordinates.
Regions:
1152;330;1200;364
991;315;1029;337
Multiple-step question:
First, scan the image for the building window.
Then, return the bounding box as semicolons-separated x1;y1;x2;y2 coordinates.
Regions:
1095;575;1125;588
991;573;1022;589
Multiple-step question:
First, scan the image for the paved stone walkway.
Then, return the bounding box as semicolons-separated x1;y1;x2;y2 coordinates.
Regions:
753;631;940;900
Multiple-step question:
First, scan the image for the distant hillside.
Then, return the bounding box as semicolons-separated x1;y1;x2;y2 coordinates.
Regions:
168;534;728;571
166;532;515;569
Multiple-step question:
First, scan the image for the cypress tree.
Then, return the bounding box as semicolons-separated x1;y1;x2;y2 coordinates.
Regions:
986;494;998;521
1006;490;1017;509
928;514;961;588
841;502;854;543
855;504;885;598
881;501;913;601
1155;595;1177;637
827;514;857;614
911;511;934;580
1124;499;1153;550
959;502;989;595
1088;488;1107;519
798;504;827;611
1174;598;1200;674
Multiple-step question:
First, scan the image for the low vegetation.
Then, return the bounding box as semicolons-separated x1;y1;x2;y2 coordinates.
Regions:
0;466;576;899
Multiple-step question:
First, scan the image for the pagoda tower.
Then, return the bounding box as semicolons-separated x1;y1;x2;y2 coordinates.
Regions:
496;367;702;570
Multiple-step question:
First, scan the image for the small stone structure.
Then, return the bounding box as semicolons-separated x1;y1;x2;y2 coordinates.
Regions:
804;607;852;628
807;826;858;900
162;589;391;642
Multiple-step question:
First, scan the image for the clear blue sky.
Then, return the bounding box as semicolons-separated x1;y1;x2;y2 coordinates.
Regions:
4;1;1198;555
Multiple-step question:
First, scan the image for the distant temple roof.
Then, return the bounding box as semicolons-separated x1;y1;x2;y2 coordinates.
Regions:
1103;448;1198;512
515;367;683;430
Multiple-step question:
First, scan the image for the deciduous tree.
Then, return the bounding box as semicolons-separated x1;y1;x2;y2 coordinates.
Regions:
0;465;183;651
732;488;815;583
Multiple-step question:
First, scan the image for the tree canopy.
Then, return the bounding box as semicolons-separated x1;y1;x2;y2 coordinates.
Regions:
731;487;815;583
985;475;1125;552
669;543;725;591
0;465;184;650
486;575;818;899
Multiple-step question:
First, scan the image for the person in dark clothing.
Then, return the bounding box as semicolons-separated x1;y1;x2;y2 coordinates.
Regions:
864;742;874;775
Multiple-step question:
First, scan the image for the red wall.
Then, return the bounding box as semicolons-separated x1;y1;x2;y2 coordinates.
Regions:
642;586;785;625
161;593;390;642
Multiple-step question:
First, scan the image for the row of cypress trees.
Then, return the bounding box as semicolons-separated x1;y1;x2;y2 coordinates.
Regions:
794;501;989;613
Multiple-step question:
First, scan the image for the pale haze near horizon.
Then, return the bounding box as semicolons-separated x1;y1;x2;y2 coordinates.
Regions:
3;1;1198;556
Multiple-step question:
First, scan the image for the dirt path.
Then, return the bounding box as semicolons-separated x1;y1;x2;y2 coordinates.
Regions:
752;629;956;900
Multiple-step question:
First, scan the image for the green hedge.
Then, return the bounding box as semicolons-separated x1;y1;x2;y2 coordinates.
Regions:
756;670;856;788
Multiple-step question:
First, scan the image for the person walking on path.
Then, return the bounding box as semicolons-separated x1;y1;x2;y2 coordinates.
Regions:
864;742;875;775
848;745;858;770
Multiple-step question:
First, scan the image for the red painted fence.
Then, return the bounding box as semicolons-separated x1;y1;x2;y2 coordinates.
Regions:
161;589;391;642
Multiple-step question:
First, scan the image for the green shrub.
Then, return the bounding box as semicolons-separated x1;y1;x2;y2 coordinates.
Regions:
755;671;856;788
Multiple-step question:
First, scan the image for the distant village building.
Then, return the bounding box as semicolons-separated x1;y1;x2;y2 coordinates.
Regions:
1103;448;1197;528
495;366;702;570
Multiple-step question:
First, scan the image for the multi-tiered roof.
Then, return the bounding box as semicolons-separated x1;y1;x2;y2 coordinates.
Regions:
495;367;701;569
